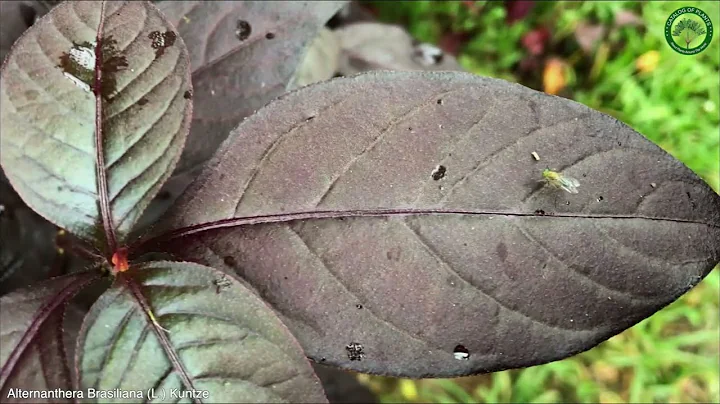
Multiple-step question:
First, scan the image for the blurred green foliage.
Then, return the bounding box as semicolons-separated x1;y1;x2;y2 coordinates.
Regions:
363;1;720;402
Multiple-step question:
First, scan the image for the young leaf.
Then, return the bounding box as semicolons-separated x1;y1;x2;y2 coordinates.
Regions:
156;1;346;176
0;271;100;400
142;71;720;377
76;261;328;403
0;1;192;250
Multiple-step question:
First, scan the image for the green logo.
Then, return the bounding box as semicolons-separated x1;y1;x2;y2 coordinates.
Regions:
665;7;713;55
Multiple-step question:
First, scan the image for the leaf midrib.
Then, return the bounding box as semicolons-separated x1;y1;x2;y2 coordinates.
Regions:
133;207;720;253
93;0;116;254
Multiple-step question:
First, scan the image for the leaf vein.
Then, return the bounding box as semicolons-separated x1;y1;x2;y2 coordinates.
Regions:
402;218;593;333
288;226;451;353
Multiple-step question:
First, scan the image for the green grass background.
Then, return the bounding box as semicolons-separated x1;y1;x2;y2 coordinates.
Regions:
357;1;720;402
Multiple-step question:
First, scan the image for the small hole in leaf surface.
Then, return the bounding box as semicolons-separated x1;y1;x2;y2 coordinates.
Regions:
346;342;364;361
431;165;447;180
265;32;275;39
235;20;252;41
453;344;470;360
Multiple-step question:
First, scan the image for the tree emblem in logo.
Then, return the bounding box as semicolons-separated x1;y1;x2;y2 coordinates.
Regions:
665;7;714;55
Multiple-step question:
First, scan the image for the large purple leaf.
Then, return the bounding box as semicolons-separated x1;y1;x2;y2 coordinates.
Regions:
156;1;346;176
139;71;720;377
0;1;192;249
76;261;328;403
0;271;100;402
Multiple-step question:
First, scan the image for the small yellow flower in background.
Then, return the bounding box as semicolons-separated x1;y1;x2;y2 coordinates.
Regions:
543;58;567;95
636;50;660;73
399;379;419;401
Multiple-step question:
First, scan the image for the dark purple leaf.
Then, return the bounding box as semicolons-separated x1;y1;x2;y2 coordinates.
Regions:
313;364;378;403
76;261;328;403
141;71;720;377
0;1;193;250
157;1;346;176
0;271;100;402
0;171;59;295
0;1;54;63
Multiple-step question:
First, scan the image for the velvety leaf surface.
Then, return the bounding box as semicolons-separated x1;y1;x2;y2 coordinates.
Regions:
156;0;346;175
76;261;327;403
0;271;99;402
335;22;464;75
0;0;192;245
146;71;720;377
0;171;59;296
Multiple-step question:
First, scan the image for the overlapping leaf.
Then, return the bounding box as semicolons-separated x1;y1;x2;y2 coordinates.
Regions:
77;261;327;403
0;0;192;246
144;71;720;377
335;22;464;75
0;171;59;295
0;271;99;402
156;1;346;175
0;0;55;63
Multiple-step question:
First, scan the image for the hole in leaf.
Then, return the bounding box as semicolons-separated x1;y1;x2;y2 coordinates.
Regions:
235;19;252;41
59;37;128;100
597;195;604;202
355;304;363;309
223;256;236;267
431;165;447;181
149;30;177;58
453;345;470;360
437;99;443;105
534;209;546;215
346;342;364;361
265;32;275;39
213;275;231;294
183;90;192;99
